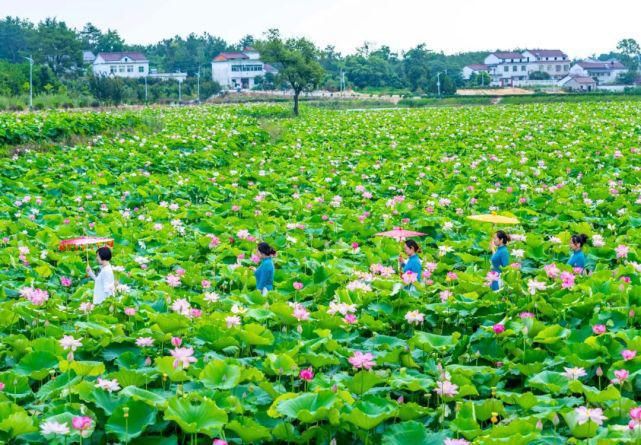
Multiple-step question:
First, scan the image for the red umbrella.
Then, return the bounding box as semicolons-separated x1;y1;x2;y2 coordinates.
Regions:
59;237;114;251
59;236;114;266
375;227;427;241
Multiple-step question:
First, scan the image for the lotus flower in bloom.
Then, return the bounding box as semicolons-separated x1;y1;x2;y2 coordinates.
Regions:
562;367;587;380
348;351;375;370
60;276;72;287
402;271;417;285
434;379;459;397
292;304;310;321
293;281;304;290
622;349;637;361
40;420;70;435
170;347;197;369
299;367;314;381
59;335;82;351
95;377;121;393
226;315;241;328
592;324;606;335
544;263;560;279
575;406;606;426
527;279;546;295
560;271;575;289
612;369;629;384
213;440;228;445
166;274;181;287
405;310;425;325
492;323;505;334
616;244;630;259
136;337;154;347
71;416;92;432
444;439;470;445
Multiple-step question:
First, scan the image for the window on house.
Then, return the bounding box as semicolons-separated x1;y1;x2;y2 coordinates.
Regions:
504;66;509;72
521;65;526;71
512;65;517;72
138;66;144;73
118;65;124;72
127;65;133;72
556;65;561;72
110;66;116;73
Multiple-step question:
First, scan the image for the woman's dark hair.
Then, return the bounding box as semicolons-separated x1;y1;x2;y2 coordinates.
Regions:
496;230;510;245
405;239;421;253
96;246;112;261
257;242;276;256
571;233;588;247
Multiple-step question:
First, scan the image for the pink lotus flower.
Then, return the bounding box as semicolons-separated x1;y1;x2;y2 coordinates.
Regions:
95;377;121;392
434;380;459;397
226;315;241;328
171;337;182;347
299;367;314;381
519;312;535;319
631;407;641;421
0;382;5;391
402;271;417;285
493;323;505;334
405;310;425;325
351;242;359;250
612;369;629;384
208;235;220;248
60;276;72;287
190;308;202;318
344;314;357;324
166;274;181;287
485;271;500;286
560;271;575;289
543;263;561;279
176;268;186;276
251;254;261;264
446;272;458;281
444;439;470;445
170;347;197;369
292;304;310;321
213;440;228;445
575;406;606;426
439;289;453;303
592;324;606;335
616;244;630;259
348;351;376;370
124;307;136;316
293;282;304;290
136;337;154;347
201;280;211;289
72;416;92;431
622;349;637;361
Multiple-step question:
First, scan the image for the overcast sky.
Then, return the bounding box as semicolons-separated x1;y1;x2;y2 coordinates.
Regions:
5;0;641;58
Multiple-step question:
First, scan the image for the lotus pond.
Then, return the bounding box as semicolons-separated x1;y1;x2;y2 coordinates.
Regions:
2;102;641;444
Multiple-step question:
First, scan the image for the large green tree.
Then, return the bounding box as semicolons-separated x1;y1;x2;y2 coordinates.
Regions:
257;29;324;116
32;18;82;75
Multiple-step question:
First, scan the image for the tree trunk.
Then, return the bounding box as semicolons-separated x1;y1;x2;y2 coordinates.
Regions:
293;90;300;116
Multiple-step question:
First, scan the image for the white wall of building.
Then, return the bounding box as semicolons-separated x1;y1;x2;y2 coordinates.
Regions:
212;60;268;90
93;56;149;78
569;65;625;84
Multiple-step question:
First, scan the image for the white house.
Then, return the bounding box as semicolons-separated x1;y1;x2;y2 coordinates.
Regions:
478;49;570;86
462;64;490;81
483;52;530;86
211;47;277;90
569;60;627;85
93;52;149;78
522;49;570;80
559;75;597;92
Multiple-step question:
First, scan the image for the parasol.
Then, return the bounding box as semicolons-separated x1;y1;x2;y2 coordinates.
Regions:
467;214;520;225
375;227;427;242
59;236;114;265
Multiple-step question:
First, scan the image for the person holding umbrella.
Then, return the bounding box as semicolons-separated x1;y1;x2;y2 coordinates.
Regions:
86;246;115;305
489;230;510;291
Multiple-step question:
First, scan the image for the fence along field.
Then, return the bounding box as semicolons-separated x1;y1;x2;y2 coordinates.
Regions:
1;101;641;444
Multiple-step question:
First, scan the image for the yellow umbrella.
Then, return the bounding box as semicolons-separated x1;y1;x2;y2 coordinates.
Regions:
467;214;520;225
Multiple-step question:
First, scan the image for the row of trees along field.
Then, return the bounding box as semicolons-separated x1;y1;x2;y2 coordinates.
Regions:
0;16;640;111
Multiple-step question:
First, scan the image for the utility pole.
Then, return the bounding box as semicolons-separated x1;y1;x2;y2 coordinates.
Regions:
24;56;33;110
144;75;148;104
436;71;442;97
178;77;182;103
196;67;201;103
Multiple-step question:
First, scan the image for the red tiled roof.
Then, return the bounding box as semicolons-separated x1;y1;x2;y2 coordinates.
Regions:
577;60;625;70
213;52;249;62
96;52;147;62
526;49;568;58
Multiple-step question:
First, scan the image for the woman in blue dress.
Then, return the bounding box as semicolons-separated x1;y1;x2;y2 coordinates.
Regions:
399;240;422;289
489;230;510;291
568;234;588;273
254;242;276;295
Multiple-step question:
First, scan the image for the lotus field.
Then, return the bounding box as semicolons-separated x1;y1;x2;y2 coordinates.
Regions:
3;102;641;444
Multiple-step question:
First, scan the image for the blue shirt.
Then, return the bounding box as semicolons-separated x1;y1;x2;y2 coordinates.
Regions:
568;250;586;269
403;254;422;282
491;245;509;273
254;257;274;291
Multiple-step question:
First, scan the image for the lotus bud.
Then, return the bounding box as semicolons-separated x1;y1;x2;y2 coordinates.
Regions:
331;384;338;393
552;413;560;426
536;419;543;430
123;407;129;419
596;366;603;377
397;396;404;404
